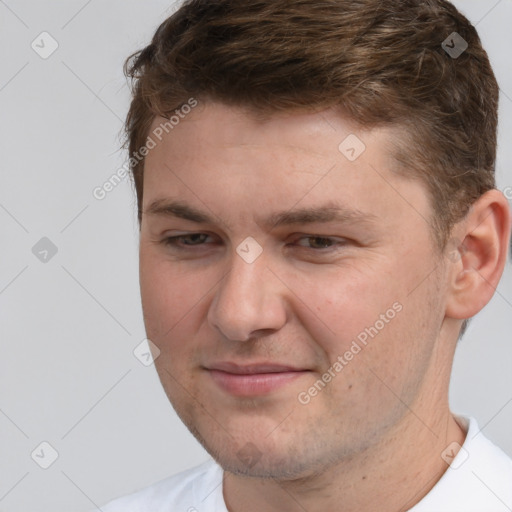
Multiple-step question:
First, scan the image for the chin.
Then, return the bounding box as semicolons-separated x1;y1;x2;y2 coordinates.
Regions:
193;427;335;481
218;450;339;482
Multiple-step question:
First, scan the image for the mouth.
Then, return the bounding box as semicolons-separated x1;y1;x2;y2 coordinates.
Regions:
204;362;311;397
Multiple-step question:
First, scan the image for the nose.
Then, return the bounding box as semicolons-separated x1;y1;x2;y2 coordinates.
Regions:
207;247;288;342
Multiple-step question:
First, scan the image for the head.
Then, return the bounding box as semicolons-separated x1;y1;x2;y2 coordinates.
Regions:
122;0;510;479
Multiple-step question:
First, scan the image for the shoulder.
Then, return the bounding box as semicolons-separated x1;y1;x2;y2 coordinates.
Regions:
465;416;512;503
411;415;512;512
98;459;223;512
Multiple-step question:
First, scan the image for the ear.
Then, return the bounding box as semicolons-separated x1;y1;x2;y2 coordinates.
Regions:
444;189;511;320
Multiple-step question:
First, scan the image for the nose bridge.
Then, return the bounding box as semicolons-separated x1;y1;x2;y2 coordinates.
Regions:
208;246;286;341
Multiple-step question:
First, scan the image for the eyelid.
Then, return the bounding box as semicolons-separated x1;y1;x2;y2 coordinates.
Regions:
291;233;347;241
161;232;349;252
291;235;348;249
162;232;345;241
162;233;215;245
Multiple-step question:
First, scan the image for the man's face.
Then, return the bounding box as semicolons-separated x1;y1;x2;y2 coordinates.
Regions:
139;102;449;478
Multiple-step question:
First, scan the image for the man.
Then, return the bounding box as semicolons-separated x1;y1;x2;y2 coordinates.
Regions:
99;0;512;510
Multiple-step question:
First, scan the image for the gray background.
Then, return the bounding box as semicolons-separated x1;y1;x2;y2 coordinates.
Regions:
0;1;511;511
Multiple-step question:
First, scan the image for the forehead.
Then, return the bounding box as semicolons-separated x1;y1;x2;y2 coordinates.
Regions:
144;102;405;180
147;102;382;153
142;102;432;234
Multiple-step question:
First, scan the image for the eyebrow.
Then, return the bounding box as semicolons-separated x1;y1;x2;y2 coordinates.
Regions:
144;199;378;230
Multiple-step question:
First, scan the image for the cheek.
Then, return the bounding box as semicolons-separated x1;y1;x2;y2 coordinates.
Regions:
139;254;209;344
289;263;403;357
139;258;209;410
318;273;441;418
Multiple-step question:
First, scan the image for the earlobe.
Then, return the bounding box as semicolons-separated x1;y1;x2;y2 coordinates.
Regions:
445;189;512;321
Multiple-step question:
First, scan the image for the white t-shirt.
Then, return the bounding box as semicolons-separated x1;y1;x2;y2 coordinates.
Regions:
97;416;512;512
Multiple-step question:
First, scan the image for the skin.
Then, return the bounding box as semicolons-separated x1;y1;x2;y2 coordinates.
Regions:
139;101;511;512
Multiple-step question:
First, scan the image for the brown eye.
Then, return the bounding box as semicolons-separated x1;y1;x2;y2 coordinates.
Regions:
162;233;212;247
295;236;346;250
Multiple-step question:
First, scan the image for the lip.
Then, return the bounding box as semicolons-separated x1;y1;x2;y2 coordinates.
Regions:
205;362;310;396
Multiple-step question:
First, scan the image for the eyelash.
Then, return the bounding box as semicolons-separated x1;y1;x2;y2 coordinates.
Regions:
160;233;347;251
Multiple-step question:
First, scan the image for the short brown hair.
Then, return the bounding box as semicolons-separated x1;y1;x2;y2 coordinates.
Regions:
123;0;498;249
